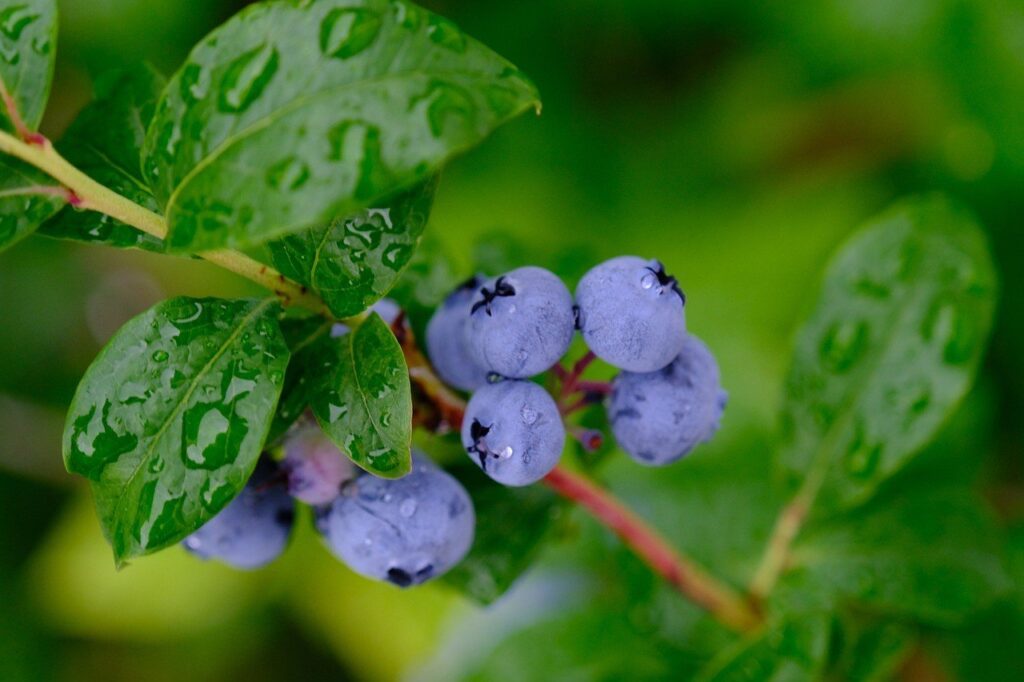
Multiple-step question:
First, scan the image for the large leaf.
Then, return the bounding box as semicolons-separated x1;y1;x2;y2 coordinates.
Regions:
0;155;63;252
38;64;166;251
267;179;434;318
779;196;997;508
695;614;831;682
309;312;412;477
0;0;57;130
788;488;1011;627
142;0;540;253
63;297;289;565
443;462;564;604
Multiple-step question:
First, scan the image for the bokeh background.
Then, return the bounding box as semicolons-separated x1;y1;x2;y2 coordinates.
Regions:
1;0;1022;680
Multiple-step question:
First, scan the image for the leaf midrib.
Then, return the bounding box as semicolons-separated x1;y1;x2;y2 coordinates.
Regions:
109;298;275;554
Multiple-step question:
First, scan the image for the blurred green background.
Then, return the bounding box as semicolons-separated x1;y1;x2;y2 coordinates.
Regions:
1;0;1022;680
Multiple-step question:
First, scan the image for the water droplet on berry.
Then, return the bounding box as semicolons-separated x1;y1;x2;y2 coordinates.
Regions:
399;498;417;517
640;273;657;290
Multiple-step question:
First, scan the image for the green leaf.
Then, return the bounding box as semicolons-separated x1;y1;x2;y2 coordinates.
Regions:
443;462;564;603
38;64;166;252
142;0;540;253
779;196;997;508
62;297;289;565
0;0;58;131
0;155;63;252
695;613;831;682
789;488;1011;627
266;315;332;444
267;179;435;318
309;312;411;477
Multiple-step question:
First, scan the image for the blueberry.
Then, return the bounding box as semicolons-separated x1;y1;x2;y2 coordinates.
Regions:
331;298;401;337
466;267;575;378
607;334;726;466
281;425;357;505
319;453;474;587
426;275;491;391
461;380;565;486
182;459;294;569
575;256;686;372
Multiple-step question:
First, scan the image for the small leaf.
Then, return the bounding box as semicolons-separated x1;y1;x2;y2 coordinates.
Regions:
695;613;831;682
779;196;997;508
142;0;540;253
442;462;564;603
789;488;1011;626
268;180;435;318
309;312;412;477
0;155;63;252
266;315;332;444
38;63;166;251
62;297;289;565
0;0;58;131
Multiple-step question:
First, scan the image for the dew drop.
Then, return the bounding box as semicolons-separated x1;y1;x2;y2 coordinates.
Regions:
820;320;869;373
319;7;382;60
921;298;976;365
426;15;466;52
399;498;417;517
266;157;310;190
218;43;279;114
498;446;514;460
640;272;657;290
152;349;169;363
0;6;39;41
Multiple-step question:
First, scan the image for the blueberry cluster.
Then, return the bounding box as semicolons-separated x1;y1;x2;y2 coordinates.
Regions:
182;256;724;583
183;425;475;587
428;256;726;484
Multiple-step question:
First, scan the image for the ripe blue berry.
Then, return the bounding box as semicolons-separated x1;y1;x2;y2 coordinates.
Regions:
607;334;726;466
281;425;356;505
461;380;565;486
466;267;575;378
575;256;686;372
426;275;491;391
319;454;475;587
182;459;295;569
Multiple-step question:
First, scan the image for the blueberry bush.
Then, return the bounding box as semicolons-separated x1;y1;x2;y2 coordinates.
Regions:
1;1;1021;680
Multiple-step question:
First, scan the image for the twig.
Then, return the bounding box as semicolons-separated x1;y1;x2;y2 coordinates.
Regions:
0;128;333;318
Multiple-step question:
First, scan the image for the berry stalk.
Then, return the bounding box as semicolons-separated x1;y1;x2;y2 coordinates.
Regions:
396;320;762;633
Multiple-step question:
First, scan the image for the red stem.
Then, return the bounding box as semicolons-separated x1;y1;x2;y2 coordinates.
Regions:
543;467;761;632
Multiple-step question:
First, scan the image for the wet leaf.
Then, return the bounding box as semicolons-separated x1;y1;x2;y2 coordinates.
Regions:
38;63;166;252
142;0;540;253
309;312;412;478
779;195;997;508
62;297;289;565
0;0;57;131
268;179;435;318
